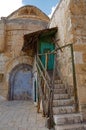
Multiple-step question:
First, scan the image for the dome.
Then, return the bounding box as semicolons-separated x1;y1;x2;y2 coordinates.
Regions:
7;5;49;22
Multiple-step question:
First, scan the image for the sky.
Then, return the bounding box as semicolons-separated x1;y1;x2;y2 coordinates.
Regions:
22;0;60;17
0;0;60;18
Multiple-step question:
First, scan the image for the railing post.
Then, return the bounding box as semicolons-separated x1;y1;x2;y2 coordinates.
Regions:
45;53;48;71
70;44;79;111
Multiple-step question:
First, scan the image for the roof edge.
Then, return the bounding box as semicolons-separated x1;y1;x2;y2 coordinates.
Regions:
6;5;50;22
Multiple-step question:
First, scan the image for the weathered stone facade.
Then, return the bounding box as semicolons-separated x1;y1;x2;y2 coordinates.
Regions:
49;0;86;112
0;0;86;114
70;0;86;113
0;5;49;99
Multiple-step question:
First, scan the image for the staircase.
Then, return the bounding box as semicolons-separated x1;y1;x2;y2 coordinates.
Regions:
53;79;85;130
36;46;86;130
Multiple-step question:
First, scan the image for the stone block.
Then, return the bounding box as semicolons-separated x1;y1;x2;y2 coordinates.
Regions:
0;30;5;35
0;35;5;52
54;113;83;125
74;51;83;64
0;89;8;98
78;73;86;87
75;64;86;74
0;23;5;30
73;45;86;52
70;0;86;15
74;35;86;45
78;86;86;105
82;113;86;121
83;53;86;63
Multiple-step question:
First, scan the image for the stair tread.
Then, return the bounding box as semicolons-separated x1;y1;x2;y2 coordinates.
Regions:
53;98;74;102
53;94;70;100
55;123;85;130
53;98;74;107
53;105;75;108
54;89;67;92
54;83;65;87
54;113;83;125
53;105;76;115
55;80;62;82
54;94;69;96
54;89;67;94
54;88;66;90
54;113;82;118
53;80;84;129
55;83;64;85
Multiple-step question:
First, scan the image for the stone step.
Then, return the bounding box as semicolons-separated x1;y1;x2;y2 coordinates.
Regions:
82;113;86;122
55;80;62;84
84;124;86;129
53;94;70;100
53;106;76;115
54;113;83;125
55;123;85;130
54;84;65;89
54;88;67;94
53;99;74;107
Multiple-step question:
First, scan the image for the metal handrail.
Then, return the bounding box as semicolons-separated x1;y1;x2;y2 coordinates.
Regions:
36;43;78;129
36;55;54;128
55;43;78;110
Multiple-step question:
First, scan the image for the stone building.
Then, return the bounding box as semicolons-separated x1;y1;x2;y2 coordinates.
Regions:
49;0;86;129
49;0;86;114
0;0;86;129
0;5;49;99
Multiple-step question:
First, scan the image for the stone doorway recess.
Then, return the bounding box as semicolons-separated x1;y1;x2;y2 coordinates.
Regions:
9;64;33;100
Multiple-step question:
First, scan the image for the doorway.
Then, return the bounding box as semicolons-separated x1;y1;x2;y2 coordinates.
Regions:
9;64;33;100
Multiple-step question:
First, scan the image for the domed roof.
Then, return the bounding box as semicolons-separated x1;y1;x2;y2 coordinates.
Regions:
7;5;49;22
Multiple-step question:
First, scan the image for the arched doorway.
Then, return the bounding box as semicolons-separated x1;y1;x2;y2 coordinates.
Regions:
9;64;33;100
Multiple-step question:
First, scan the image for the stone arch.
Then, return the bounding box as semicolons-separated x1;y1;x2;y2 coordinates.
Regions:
5;55;33;100
8;63;33;100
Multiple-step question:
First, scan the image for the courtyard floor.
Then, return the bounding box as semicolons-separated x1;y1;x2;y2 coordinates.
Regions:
0;100;49;130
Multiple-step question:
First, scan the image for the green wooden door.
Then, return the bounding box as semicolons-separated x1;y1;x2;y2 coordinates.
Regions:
39;41;55;70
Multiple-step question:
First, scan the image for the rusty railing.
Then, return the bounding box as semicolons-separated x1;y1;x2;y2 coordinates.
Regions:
36;43;78;129
36;55;55;129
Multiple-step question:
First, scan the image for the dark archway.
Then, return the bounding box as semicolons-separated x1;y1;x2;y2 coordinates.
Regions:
9;64;33;100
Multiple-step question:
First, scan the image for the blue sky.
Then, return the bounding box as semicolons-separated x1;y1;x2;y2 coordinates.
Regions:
22;0;60;16
0;0;60;18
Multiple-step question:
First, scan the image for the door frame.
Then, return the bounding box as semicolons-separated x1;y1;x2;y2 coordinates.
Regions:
8;63;32;100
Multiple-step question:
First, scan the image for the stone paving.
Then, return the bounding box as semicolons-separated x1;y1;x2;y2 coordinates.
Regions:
0;100;49;130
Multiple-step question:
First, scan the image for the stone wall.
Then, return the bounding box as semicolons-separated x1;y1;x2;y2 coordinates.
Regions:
5;18;48;57
49;0;73;45
70;0;86;112
49;0;74;97
49;0;86;112
0;19;6;52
